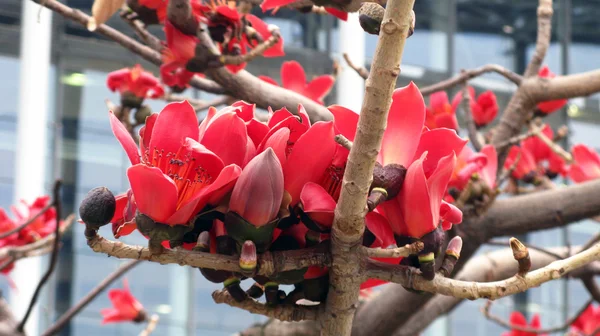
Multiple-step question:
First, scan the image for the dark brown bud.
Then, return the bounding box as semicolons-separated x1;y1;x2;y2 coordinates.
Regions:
246;283;264;299
510;237;531;276
121;92;143;108
134;105;152;125
297;5;314;13
264;282;279;306
358;3;384;35
439;236;462;277
419;226;446;256
79;187;116;230
371;163;407;199
224;277;247;302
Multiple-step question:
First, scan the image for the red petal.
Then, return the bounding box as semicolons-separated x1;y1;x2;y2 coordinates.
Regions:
149;101;199;169
450;86;475;112
300;182;336;227
572;144;600;179
246;15;285;57
114;221;137;238
164;20;196;63
284;121;336;204
258;75;279;86
303;75;335;104
365;211;395;248
433;113;459;131
324;7;348;20
127;165;178;223
231;100;256;122
509;311;528;328
429;91;450;113
379;197;408;236
110;193;129;224
398;152;435;238
198;106;217;140
426;153;457;221
360;278;389;290
183;138;225;180
262;127;290;166
329;105;359;141
109;111;140;165
413;128;467;178
268;107;294;128
281;61;307;93
140;113;158;155
106;68;129;93
200;112;248;167
439;201;462;231
215;6;240;21
259;115;309;153
246;118;269;146
479;145;498;188
380;82;426;166
260;0;296;11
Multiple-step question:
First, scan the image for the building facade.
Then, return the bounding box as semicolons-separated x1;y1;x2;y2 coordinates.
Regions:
0;0;599;335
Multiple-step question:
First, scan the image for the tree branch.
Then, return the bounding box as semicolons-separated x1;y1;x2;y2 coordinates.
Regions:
362;241;423;259
138;314;160;336
212;290;321;321
366;241;600;300
41;260;142;336
321;0;415;334
420;64;522;96
523;0;553;78
528;69;600;102
220;31;281;66
460;82;483;151
342;53;369;80
86;233;330;276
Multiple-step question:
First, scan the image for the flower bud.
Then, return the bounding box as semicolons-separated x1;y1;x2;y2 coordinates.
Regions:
79;187;116;230
358;3;384;35
224;277;247;302
229;148;284;227
246;283;264;299
239;240;258;272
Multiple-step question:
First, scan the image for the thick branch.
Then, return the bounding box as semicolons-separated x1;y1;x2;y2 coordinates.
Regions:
362;242;423;258
86;233;330;276
420;64;522;96
322;0;415;334
528;69;600;102
212;290;321;321
366;242;600;300
523;0;553;78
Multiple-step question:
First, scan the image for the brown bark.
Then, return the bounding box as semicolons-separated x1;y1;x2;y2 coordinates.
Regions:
321;1;415;334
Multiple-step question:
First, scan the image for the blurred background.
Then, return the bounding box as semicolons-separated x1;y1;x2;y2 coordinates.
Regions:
1;0;599;335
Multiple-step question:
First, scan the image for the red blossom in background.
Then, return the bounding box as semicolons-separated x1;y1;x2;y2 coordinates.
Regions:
501;312;547;336
449;145;497;192
259;0;348;21
504;145;539;183
570;304;600;335
259;61;335;105
106;64;164;99
425;91;459;131
160;20;198;87
451;86;499;127
536;66;568;114
109;101;241;229
568;144;600;183
521;125;567;178
101;279;146;324
138;0;168;22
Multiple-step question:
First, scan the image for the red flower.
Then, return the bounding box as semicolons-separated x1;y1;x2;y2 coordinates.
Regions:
107;64;164;99
101;279;145;324
450;145;497;191
521;124;567;177
109;101;241;228
570;304;600;335
536;66;568;114
138;0;168;22
260;0;348;21
259;61;334;105
6;196;60;244
110;190;137;238
504;146;538;182
568;144;600;183
451;87;499;127
160;20;197;88
229;148;284;226
502;312;547;336
371;83;467;238
425;91;458;131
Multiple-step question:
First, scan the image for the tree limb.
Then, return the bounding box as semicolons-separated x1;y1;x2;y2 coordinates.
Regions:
363;242;423;259
420;64;522;96
321;0;415;334
86;233;331;277
343;53;369;80
523;0;553;78
460;81;483;151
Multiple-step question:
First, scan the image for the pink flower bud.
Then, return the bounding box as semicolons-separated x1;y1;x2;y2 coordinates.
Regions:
229;148;284;227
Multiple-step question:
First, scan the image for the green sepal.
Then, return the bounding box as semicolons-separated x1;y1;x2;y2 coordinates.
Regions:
224;211;278;253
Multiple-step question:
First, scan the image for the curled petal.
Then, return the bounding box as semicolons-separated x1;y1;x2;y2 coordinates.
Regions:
109;111;140;165
127;165;178;224
300;182;336;227
329;105;359;141
281;61;307;93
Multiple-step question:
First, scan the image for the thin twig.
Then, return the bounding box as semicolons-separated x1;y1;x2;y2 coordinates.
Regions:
362;242;423;259
212;290;321;321
41;260;142;336
334;134;353;151
523;0;553;78
482;298;592;334
460;81;483;151
0;203;53;240
494;128;541;151
497;152;521;187
366;242;600;300
420;64;522;96
17;180;63;332
138;314;160;336
220;31;281;66
529;122;573;163
120;8;163;51
342;53;369;80
486;240;564;260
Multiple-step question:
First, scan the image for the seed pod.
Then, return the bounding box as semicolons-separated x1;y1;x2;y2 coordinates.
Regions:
264;282;280;306
224;277;247;302
358;3;385;35
79;187;116;230
246;283;264;299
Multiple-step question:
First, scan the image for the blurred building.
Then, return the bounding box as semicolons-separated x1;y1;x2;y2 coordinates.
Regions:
0;0;598;335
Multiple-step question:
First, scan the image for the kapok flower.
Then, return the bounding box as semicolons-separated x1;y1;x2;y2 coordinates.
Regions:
425;91;459;130
9;196;59;244
504;146;539;183
160;20;197;88
110;190;137;238
501;312;547;336
138;0;168;22
260;0;348;21
449;145;498;192
106;64;164;99
109;101;241;227
229;148;284;227
570;303;600;335
259;61;334;105
451;87;499;127
536;66;568;114
101;279;146;324
568;144;600;183
521;124;567;178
